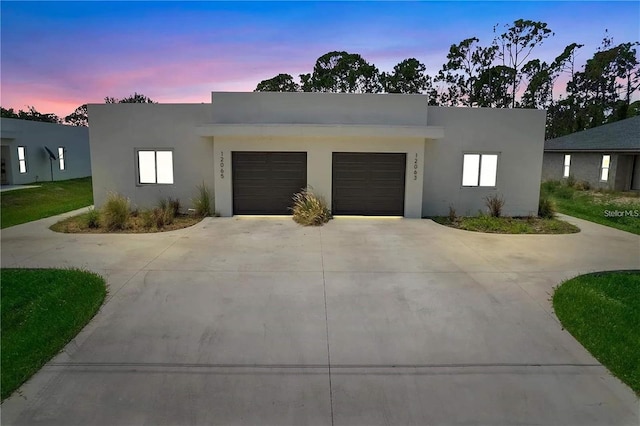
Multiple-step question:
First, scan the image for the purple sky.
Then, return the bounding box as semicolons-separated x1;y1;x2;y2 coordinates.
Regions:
1;1;638;118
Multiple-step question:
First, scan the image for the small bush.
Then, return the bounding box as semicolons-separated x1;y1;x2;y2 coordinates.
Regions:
140;210;154;229
565;174;576;188
156;198;176;226
538;196;556;219
448;205;457;223
193;182;212;217
484;194;505;218
291;187;331;226
555;185;575;200
168;198;181;216
575;180;591;191
85;207;100;229
101;192;130;231
541;180;562;195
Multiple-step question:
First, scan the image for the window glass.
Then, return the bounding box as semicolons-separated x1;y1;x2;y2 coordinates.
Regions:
156;151;174;184
58;147;65;171
462;154;480;186
601;155;610;181
563;155;571;178
479;154;498;186
138;151;157;184
17;146;27;173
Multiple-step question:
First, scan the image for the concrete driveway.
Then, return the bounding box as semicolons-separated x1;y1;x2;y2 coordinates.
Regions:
1;210;639;425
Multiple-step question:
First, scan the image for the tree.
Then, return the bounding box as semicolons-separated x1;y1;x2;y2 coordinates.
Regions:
105;92;156;103
521;43;583;110
64;104;88;126
494;19;554;107
255;74;300;92
383;58;430;94
1;106;60;123
473;65;515;108
307;51;382;93
436;37;497;106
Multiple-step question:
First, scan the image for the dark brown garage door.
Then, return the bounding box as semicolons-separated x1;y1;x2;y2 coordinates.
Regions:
232;152;307;214
332;152;406;215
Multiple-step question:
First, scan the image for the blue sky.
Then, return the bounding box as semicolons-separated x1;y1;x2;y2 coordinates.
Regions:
1;1;638;117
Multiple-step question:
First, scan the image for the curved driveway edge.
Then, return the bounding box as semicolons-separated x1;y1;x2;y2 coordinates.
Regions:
1;211;639;425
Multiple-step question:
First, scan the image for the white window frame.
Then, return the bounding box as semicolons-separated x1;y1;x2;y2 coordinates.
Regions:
462;153;499;187
58;147;66;171
600;155;610;182
17;146;27;174
136;149;174;185
563;154;571;178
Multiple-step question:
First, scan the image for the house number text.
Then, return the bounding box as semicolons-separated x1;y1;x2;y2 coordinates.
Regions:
220;151;225;179
413;153;418;180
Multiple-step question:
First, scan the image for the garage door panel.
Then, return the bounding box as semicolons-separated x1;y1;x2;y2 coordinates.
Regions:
232;152;306;215
332;152;406;216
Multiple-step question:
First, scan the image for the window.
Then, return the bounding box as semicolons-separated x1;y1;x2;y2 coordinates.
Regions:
563;154;571;178
17;146;27;173
137;150;174;184
462;153;498;187
58;147;65;171
600;155;610;181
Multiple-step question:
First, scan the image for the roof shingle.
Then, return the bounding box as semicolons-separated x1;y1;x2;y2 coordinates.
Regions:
545;115;640;152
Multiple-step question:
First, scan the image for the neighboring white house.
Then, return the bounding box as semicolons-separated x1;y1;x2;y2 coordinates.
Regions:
1;118;91;185
88;92;546;218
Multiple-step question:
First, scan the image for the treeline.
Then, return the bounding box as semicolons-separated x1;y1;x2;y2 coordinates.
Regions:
255;20;639;139
1;93;155;127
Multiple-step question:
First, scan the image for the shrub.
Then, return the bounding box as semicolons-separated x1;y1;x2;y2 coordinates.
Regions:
484;194;505;218
291;187;331;226
575;180;591;191
193;182;212;217
85;207;100;229
554;185;575;199
156;198;176;226
448;205;457;223
140;210;154;229
538;196;556;219
168;198;181;216
565;174;576;188
101;192;130;230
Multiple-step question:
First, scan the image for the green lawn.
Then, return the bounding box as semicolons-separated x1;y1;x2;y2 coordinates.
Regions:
1;177;93;229
1;269;106;400
432;215;580;234
553;271;640;395
541;181;640;235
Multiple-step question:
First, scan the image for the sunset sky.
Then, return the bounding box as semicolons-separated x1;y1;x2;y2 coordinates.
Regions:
1;1;638;118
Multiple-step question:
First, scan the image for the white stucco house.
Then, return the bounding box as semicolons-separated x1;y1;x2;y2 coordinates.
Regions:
88;92;546;218
1;118;91;185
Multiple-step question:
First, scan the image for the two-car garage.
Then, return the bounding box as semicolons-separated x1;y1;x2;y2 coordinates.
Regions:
231;151;407;216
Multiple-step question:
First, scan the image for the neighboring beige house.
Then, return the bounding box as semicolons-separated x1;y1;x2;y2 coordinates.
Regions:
542;116;640;191
88;92;546;218
1;118;91;185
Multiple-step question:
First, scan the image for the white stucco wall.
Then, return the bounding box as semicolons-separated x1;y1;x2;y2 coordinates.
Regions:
87;93;546;219
423;107;546;217
210;92;429;126
0;118;91;185
88;104;212;209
